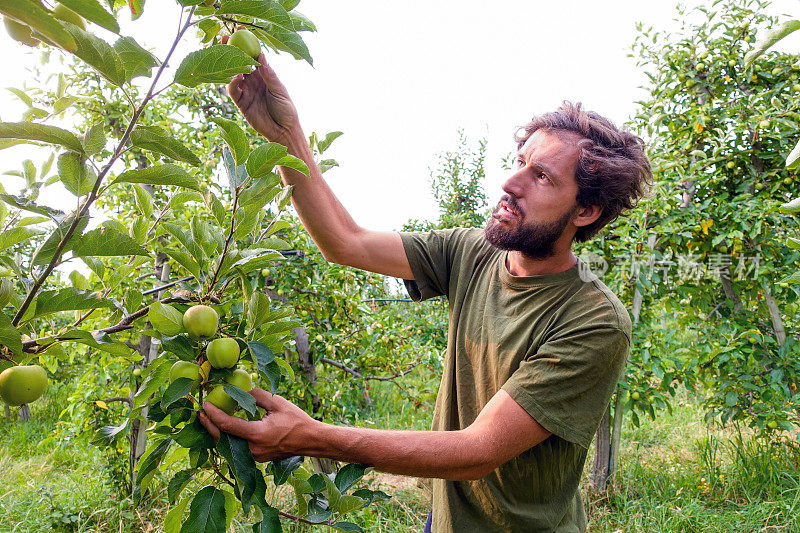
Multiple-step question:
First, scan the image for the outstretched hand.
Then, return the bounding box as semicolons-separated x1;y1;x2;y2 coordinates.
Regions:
227;55;301;146
198;388;317;462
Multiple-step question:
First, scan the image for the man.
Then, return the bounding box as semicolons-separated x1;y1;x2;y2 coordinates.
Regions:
198;55;651;532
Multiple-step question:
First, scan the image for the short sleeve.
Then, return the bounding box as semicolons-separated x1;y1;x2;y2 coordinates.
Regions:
501;326;630;449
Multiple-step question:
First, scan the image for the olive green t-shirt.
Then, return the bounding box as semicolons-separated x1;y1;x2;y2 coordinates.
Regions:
400;228;631;533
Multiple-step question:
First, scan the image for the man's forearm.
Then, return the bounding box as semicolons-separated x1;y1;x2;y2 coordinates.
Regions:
276;132;363;264
296;420;493;481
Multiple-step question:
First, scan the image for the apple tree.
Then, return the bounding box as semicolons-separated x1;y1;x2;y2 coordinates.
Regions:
0;1;391;531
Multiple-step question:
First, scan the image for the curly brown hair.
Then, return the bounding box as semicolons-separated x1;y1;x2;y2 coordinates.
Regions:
515;101;652;243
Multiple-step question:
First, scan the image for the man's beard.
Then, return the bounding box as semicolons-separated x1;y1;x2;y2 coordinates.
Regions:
484;196;575;260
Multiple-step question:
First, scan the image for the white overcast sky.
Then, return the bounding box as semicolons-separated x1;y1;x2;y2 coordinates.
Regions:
1;1;799;231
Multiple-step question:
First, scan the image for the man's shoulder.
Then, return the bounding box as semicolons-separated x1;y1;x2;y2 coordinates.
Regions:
567;264;632;340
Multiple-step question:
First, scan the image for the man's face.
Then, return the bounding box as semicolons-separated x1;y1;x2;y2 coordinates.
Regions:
485;129;582;259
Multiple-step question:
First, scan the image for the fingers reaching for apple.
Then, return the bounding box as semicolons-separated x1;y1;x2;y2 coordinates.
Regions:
226;55;300;145
199;388;316;462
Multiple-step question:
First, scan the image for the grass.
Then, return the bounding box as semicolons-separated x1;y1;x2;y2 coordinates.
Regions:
2;378;799;532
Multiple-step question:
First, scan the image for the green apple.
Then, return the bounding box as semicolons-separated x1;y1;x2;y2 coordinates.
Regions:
52;4;86;30
767;420;778;429
132;368;142;377
759;119;771;129
261;268;271;277
206;337;240;369
206;385;237;414
228;28;260;59
631;391;640;400
3;18;39;46
170;361;201;386
226;368;252;391
315;334;324;342
726;161;735;169
0;365;47;406
183;305;219;339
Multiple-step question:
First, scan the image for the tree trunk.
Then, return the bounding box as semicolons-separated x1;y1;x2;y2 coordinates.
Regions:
720;264;745;313
292;326;321;414
590;407;611;491
19;404;30;421
763;287;786;346
128;254;170;493
591;233;655;490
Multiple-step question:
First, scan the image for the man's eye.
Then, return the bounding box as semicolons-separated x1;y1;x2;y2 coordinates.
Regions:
517;158;526;167
538;172;551;183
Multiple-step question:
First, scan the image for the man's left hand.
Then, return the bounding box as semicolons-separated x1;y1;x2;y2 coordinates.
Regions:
198;388;317;462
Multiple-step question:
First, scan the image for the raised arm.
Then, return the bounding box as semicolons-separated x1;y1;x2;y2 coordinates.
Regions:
227;55;412;280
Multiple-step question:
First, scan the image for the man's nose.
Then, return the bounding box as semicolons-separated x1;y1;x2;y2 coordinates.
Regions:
502;170;525;197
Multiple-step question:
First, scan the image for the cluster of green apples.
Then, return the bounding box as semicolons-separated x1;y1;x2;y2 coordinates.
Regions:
169;304;254;415
0;364;48;407
3;2;86;48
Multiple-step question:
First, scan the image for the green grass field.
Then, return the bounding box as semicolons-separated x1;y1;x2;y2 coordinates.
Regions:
2;380;798;532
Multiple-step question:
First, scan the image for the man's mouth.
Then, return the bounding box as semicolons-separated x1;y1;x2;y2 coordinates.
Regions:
494;200;520;221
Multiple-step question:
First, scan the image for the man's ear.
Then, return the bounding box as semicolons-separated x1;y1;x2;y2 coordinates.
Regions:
573;204;603;228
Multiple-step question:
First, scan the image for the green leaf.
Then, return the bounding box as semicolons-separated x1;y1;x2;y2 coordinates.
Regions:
779;271;800;285
0;121;83;153
179;486;228;533
745;20;800;67
271;455;302;486
125;0;145;20
223;147;248;190
253;25;312;65
246;143;288;179
252;503;282;533
133;358;170;409
786;137;800;169
0;0;77;51
229;249;284;276
31;210;88;266
247;292;271;329
247;340;276;367
161;335;195;361
331;521;364;532
131;126;202;166
778;197;800;214
216;432;265;513
82;123;106;155
136;437;173;484
161;377;194;409
168;469;196;505
787;237;800;250
57;151;96;196
289;11;316;32
71;226;147;257
165;249;202;283
164;495;192;533
31;288;114;319
62;24;126;86
334;463;371;493
114;36;160;82
174;418;215;449
0;193;64;219
113;164;202;191
55;0;120;33
132;184;154;218
174;45;258;88
0;313;22;356
0;227;44;252
351;488;389;505
163;223;206;267
204;191;227;226
216;1;293;29
148;302;186;337
222;384;257;416
56;328;132;357
276;154;309;175
0;278;12;309
210;117;249;166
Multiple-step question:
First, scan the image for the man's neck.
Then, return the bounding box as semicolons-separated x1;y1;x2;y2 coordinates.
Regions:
505;249;578;277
